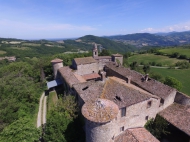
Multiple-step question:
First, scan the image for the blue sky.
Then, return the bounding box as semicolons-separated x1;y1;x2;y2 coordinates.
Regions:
0;0;190;39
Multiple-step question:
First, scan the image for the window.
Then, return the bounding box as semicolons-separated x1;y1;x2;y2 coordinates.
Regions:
121;107;126;117
145;116;149;120
120;126;124;132
147;101;152;108
159;99;164;107
82;86;89;91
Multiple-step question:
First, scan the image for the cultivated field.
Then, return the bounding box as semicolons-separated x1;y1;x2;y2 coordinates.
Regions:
150;68;190;96
159;48;190;57
128;54;186;66
11;47;31;50
22;43;41;46
0;50;6;54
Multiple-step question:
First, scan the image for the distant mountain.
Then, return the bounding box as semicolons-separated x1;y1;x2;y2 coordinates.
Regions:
76;35;135;52
105;31;190;48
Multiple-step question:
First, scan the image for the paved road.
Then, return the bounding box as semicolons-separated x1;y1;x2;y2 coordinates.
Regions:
37;92;45;128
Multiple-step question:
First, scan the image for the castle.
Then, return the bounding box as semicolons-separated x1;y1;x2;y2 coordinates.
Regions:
48;44;190;142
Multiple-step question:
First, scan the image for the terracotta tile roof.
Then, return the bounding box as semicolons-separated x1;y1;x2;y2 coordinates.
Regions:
58;67;80;87
74;57;97;65
101;77;157;108
51;58;63;63
112;53;123;57
73;81;104;103
82;99;119;123
114;127;160;142
94;56;112;60
106;63;175;99
82;73;101;81
73;73;86;83
159;103;190;136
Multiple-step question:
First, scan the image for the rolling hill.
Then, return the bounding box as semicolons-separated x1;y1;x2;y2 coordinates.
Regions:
76;35;135;53
105;31;190;48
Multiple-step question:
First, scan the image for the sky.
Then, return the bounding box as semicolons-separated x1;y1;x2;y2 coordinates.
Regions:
0;0;190;39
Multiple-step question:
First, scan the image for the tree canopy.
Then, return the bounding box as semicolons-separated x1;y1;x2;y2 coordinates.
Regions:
164;76;182;91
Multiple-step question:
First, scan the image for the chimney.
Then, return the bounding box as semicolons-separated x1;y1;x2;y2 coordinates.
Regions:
145;74;149;81
100;71;106;82
127;76;131;84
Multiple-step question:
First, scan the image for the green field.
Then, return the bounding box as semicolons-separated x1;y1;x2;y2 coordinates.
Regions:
150;68;190;96
0;50;6;54
128;54;186;66
48;92;58;111
159;48;190;57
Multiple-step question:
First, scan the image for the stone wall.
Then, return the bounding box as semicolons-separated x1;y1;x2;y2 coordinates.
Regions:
52;62;63;79
85;119;115;142
85;98;160;142
97;59;111;70
111;56;123;65
174;91;190;106
158;90;176;112
76;63;98;75
105;66;127;81
113;98;160;137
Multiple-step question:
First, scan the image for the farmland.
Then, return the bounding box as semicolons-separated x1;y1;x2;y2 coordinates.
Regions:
150;67;190;96
128;54;186;66
159;47;190;57
0;50;6;54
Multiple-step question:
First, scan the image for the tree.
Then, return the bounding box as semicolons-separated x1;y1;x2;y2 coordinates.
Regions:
170;52;180;58
99;49;111;56
123;52;131;59
0;117;40;142
164;76;182;91
149;72;164;83
145;115;170;139
143;65;150;73
44;95;79;142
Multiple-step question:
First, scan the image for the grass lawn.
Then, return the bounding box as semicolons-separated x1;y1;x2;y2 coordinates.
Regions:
150;68;190;96
128;54;186;66
47;91;58;111
0;50;6;54
159;48;190;57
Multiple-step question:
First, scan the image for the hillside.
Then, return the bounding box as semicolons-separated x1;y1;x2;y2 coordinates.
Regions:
77;35;135;52
105;31;190;48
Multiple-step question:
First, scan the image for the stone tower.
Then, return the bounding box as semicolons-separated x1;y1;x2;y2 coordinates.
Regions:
92;44;98;58
82;99;119;142
51;58;63;79
111;54;123;66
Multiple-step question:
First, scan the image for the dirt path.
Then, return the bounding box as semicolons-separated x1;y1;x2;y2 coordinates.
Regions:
37;92;45;128
42;96;47;125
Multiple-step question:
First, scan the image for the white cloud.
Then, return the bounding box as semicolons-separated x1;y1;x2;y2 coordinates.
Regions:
141;21;190;33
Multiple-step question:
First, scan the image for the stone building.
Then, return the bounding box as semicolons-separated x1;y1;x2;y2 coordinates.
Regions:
48;44;190;142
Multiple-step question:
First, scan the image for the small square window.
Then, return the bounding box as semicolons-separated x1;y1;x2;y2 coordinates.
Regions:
145;116;149;120
159;99;164;107
120;126;124;132
147;101;152;108
121;107;126;117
